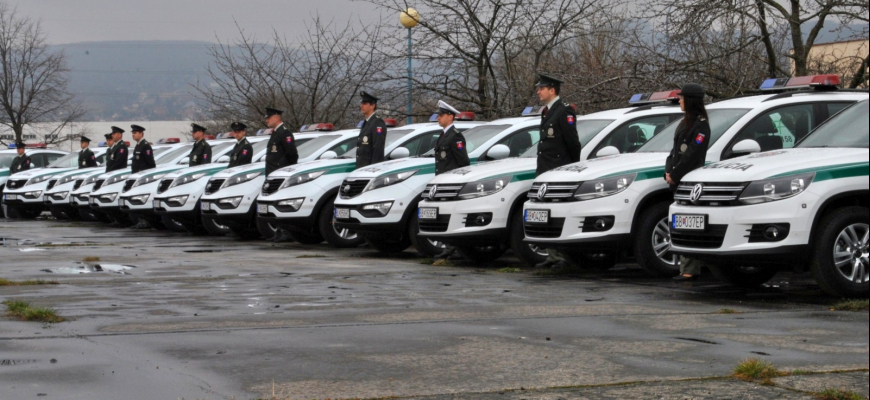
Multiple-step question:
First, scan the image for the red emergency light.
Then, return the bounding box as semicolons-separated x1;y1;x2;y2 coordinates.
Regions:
456;112;476;121
203;135;216;140
383;119;398;127
157;138;181;144
648;90;681;102
300;123;335;132
786;74;840;88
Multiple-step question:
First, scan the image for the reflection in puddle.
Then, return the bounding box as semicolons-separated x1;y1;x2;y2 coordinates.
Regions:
0;359;40;366
42;263;137;275
0;238;22;246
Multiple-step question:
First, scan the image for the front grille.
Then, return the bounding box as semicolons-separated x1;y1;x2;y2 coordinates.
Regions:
205;179;225;195
525;218;566;239
93;179;106;191
157;179;173;194
421;184;464;201
73;179;84;190
419;214;451;233
674;182;748;207
671;224;728;249
6;180;25;190
528;182;581;203
261;178;284;196
47;180;58;191
339;179;370;199
123;179;135;193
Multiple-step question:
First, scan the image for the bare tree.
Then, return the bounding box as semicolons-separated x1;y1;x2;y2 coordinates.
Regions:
0;2;83;147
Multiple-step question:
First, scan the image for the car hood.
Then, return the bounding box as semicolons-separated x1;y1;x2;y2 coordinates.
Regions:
127;164;189;181
162;163;228;180
684;148;869;182
52;167;104;180
536;153;670;183
345;157;434;179
9;167;76;179
212;162;266;179
429;157;537;184
268;158;358;178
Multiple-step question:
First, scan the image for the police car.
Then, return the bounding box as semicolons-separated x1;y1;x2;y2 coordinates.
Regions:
199;131;356;238
1;148;69;218
523;75;868;275
258;118;482;246
417;93;684;263
669;99;868;297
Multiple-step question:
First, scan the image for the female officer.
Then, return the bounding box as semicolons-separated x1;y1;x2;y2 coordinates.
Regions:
665;83;710;282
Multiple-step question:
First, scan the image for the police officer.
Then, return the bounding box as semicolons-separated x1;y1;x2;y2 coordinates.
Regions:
105;126;128;172
533;73;582;270
228;122;253;168
188;124;212;166
263;107;299;243
356;91;388;169
131;125;156;173
665;83;711;282
9;142;32;175
432;101;471;260
78;136;98;169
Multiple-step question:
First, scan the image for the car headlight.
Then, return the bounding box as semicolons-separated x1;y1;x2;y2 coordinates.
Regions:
52;191;70;200
219;196;244;208
134;173;165;188
100;193;118;202
131;194;150;204
170;172;208;188
458;178;508;199
57;175;77;186
365;170;419;192
84;175;99;185
362;201;393;216
105;174;130;186
573;173;637;201
222;172;262;189
739;173;814;205
25;175;52;186
279;170;326;190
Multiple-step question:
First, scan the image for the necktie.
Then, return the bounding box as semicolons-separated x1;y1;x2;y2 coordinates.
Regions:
542;107;549;117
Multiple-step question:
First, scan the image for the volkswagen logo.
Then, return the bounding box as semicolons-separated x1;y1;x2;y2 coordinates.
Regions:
537;183;549;201
690;183;704;203
429;185;438;199
342;184;351;193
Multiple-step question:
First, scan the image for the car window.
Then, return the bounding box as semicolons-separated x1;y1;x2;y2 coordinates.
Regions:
800;100;869;149
47;152;80;168
30;154;47;168
401;131;441;156
45;153;65;166
592;114;681;157
156;145;193;165
385;129;414;147
0;154;16;169
496;128;541;157
827;102;852;118
295;135;340;159
638;109;751;153
326;138;358;157
731;104;815;153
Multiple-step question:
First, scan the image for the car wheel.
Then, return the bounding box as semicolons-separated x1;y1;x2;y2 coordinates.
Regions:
811;206;869;298
202;216;232;236
256;217;279;240
457;244;508;264
510;207;547;266
634;201;681;278
161;215;189;233
319;199;364;248
409;214;446;257
139;215;166;230
708;264;780;288
366;235;411;254
50;207;70;220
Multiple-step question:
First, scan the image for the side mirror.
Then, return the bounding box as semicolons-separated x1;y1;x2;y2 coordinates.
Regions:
217;155;230;164
319;151;338;160
390;147;410;160
486;144;511;160
595;146;620;158
179;158;190;165
732;139;761;155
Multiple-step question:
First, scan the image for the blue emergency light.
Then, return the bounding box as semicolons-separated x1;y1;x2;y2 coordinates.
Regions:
759;78;790;90
98;141;108;147
7;143;16;149
521;107;535;116
357;120;365;128
429;113;439;122
629;93;648;104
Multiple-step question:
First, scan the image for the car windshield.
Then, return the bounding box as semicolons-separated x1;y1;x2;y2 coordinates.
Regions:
47;152;80;168
637;109;751;153
576;119;616;147
157;144;193;165
422;125;512;157
151;147;171;160
799;101;869;149
0;154;17;169
385;129;414;147
296;135;340;159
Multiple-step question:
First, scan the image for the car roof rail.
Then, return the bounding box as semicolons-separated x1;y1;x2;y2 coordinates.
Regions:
624;102;680;114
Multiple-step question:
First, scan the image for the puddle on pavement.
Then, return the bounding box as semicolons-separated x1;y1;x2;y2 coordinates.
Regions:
675;337;720;345
42;263;137;275
0;359;40;366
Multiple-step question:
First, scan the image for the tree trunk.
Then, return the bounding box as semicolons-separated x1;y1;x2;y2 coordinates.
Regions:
756;0;779;78
787;0;807;76
849;55;870;88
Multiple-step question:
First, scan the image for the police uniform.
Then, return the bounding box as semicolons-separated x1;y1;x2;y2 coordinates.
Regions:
78;136;98;169
106;126;129;172
228;122;254;168
264;108;298;176
9;143;32;175
188;124;212;166
434;101;470;175
535;75;581;177
356;92;388;169
131;125;156;174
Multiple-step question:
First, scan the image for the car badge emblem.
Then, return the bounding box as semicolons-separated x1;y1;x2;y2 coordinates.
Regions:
690;183;704;203
537;183;548;201
429;185;438;199
343;184;351;193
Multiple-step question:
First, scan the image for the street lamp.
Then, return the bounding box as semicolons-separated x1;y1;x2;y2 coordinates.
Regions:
400;8;420;125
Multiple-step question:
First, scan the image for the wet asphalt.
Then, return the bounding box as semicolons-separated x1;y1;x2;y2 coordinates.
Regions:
0;217;867;400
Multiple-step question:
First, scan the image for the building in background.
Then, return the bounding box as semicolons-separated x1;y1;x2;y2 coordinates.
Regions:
1;121;200;151
796;39;869;88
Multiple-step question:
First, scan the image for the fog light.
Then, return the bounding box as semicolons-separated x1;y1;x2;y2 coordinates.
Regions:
595;219;607;230
52;192;69;200
100;193;118;202
362;201;393;216
131;194;150;203
219;196;244;209
764;226;780;240
168;195;189;206
278;198;304;211
475;215;486;225
25;191;43;198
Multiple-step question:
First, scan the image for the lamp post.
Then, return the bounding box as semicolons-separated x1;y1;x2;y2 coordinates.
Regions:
400;8;420;125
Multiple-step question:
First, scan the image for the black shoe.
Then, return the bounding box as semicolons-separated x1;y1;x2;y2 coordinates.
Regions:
272;232;293;243
672;275;699;282
434;249;454;260
447;252;465;261
535;260;557;269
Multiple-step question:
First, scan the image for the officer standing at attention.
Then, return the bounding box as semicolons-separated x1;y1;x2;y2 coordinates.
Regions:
665;83;711;282
533;73;582;270
78;136;98;169
188;124;212;166
432;100;471;260
106;126;128;172
356;91;388;169
228;122;254;168
131;125;156;174
9;142;32;175
263;107;299;243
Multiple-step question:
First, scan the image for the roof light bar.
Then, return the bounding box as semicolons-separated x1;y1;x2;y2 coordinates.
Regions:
456;112;476;121
383;119;398;127
521;106;543;116
300;123;335;133
157;138;181;144
760;75;841;91
629;91;681;105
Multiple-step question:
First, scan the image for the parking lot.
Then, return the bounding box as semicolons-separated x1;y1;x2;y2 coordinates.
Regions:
1;217;868;400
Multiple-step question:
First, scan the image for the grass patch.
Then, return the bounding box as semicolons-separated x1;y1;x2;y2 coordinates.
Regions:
830;299;869;312
0;279;59;287
82;256;101;262
419;258;434;265
432;259;454;267
718;308;741;315
296;255;327;259
816;389;868;400
496;267;524;273
733;359;783;383
790;369;812;376
3;300;65;323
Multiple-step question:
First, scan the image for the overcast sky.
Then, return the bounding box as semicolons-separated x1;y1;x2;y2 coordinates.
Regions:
8;0;387;44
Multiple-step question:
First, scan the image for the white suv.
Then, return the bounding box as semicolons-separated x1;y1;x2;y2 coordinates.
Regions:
2;149;81;219
670;99;868;297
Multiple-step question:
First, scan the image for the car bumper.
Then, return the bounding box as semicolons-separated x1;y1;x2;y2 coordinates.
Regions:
416;193;515;245
521;193;637;250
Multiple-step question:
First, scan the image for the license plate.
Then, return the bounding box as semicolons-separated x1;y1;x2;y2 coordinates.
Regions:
672;214;706;231
257;204;268;214
335;208;350;219
525;210;549;223
90;197;97;205
201;201;211;211
119;199;126;207
153;200;161;209
418;207;438;220
5;194;17;201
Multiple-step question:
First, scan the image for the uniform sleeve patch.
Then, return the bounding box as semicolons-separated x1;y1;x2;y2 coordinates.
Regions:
146;150;151;155
377;127;383;134
456;141;464;150
242;150;248;155
567;116;575;125
286;137;293;143
695;133;706;145
203;154;208;159
119;149;125;154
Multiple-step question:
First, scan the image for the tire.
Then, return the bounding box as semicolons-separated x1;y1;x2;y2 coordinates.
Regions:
161;215;189;233
203;216;232;236
510;207;547;266
139;215;166;230
113;213;136;227
810;206;869;298
634;201;681;278
50;207;70;220
409;214;447;257
78;208;100;222
319;199;365;248
290;230;323;245
256;217;279;240
178;218;209;235
9;207;41;220
708;264;779;288
366;235;411;254
230;227;261;240
457;244;508;264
